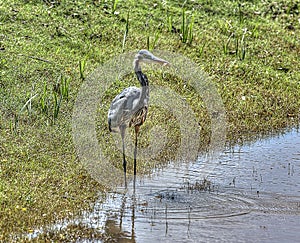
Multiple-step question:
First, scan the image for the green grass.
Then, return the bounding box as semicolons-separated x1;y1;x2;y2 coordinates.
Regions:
0;0;300;240
181;8;194;44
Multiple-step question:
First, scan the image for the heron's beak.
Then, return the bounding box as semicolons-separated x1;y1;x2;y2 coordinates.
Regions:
151;56;170;66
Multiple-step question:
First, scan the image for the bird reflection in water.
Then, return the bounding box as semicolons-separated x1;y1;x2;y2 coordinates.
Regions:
103;177;137;242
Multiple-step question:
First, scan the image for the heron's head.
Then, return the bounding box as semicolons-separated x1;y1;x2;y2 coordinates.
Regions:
135;50;170;66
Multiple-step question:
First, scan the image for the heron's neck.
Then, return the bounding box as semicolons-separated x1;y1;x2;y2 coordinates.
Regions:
133;58;141;72
134;58;148;87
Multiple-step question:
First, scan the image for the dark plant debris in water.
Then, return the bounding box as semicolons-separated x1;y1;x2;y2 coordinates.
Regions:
154;178;214;202
181;178;215;192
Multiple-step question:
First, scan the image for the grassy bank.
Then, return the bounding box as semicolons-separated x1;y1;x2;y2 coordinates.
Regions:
0;0;299;240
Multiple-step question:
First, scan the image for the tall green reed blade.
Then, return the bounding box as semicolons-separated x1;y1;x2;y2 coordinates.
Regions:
240;44;246;60
235;38;239;57
181;9;194;44
223;33;233;55
147;35;150;50
10;112;19;134
238;2;243;24
199;42;206;57
239;28;247;60
122;12;129;52
40;82;48;115
188;15;194;44
152;32;160;50
112;0;119;13
168;15;172;32
181;9;187;43
79;60;86;80
53;91;62;121
60;75;71;101
147;32;160;51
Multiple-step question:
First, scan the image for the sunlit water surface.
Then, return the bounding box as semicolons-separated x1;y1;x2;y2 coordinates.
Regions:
27;129;300;242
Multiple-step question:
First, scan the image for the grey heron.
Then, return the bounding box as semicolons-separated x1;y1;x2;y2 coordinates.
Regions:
107;50;169;185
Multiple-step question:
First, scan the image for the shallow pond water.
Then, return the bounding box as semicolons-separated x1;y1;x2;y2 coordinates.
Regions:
27;129;300;242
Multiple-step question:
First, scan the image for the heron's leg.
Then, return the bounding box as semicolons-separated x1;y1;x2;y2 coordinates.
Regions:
134;126;140;176
120;125;127;187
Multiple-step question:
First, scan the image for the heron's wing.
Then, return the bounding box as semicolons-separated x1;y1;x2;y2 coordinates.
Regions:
129;106;148;128
108;87;147;131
